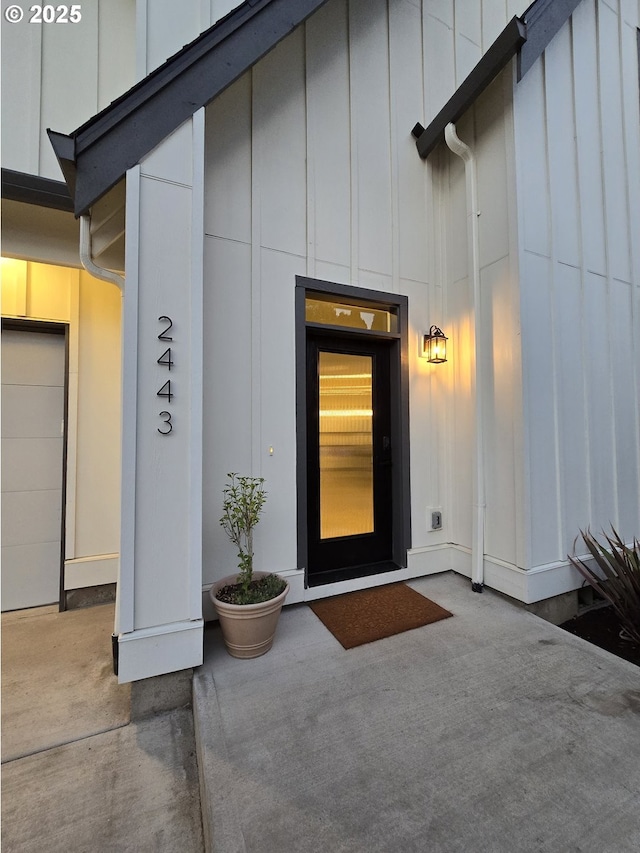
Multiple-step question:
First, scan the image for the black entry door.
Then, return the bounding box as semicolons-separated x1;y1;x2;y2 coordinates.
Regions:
306;334;393;584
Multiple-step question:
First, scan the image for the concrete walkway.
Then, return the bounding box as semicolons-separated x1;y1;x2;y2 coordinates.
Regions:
1;604;204;853
194;572;640;853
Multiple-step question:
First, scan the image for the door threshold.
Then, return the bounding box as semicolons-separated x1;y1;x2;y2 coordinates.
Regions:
307;560;400;588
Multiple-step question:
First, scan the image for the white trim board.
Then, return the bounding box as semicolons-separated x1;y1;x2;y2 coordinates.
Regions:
116;618;204;683
201;543;590;621
64;554;118;589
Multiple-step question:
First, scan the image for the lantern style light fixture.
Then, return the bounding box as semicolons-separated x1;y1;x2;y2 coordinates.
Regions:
422;325;448;363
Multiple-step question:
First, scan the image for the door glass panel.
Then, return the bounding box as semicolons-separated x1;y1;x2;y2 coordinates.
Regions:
318;351;374;539
306;296;397;333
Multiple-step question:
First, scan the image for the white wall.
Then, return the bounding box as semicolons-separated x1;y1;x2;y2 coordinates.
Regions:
0;259;122;590
514;0;640;571
202;0;530;589
435;68;524;579
135;0;238;78
1;0;135;180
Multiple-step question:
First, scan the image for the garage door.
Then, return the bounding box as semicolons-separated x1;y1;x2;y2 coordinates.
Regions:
1;327;66;611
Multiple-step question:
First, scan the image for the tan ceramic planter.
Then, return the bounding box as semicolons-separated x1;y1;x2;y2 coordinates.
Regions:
209;571;289;659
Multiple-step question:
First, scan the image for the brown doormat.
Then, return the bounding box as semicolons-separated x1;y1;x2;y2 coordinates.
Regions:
308;583;453;649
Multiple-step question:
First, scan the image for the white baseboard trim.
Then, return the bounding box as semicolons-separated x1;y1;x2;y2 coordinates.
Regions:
64;554;119;589
116;619;203;684
448;545;584;603
200;546;588;623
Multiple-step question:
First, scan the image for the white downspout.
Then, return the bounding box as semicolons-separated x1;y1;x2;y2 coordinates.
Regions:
444;122;485;593
80;214;124;289
79;213;124;645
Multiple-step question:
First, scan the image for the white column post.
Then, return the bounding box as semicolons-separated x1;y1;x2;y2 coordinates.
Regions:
115;110;205;683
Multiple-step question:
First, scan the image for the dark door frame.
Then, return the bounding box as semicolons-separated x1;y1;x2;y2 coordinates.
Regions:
295;276;411;586
1;317;70;611
306;333;393;580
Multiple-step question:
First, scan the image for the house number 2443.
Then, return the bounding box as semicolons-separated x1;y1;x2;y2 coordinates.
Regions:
157;315;174;435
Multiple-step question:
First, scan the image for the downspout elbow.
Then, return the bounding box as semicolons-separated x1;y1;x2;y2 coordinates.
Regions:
80;215;124;290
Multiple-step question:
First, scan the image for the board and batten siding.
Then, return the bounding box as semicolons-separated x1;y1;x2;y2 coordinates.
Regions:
435;66;524;592
202;0;530;591
514;0;640;574
1;0;135;180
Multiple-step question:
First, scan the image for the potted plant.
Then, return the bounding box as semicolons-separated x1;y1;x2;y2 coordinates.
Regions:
209;473;289;658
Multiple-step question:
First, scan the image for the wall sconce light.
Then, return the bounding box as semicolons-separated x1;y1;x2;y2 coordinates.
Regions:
422;326;448;363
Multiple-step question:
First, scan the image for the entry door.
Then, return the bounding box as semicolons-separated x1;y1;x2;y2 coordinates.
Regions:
306;334;392;583
1;328;65;611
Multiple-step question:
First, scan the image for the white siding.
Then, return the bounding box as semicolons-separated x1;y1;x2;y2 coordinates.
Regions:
202;0;529;587
1;0;135;180
438;70;523;572
203;0;446;587
514;0;640;567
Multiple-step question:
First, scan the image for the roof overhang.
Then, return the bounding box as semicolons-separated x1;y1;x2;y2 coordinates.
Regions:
412;17;526;159
48;0;331;216
412;0;584;159
47;0;586;208
1;168;73;212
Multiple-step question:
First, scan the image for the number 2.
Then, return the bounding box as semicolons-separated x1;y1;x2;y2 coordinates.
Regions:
158;316;173;341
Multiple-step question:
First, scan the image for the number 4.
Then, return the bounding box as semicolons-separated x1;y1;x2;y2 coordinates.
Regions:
157;380;173;402
157;348;174;370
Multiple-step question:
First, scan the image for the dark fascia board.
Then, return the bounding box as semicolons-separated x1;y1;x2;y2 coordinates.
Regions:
48;0;331;216
414;0;585;159
517;0;584;79
1;168;73;212
413;16;526;159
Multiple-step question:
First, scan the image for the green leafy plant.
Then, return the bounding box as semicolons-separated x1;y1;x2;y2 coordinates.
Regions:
219;473;267;595
569;527;640;644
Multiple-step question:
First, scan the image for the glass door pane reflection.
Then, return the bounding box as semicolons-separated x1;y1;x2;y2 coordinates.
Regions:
319;351;374;539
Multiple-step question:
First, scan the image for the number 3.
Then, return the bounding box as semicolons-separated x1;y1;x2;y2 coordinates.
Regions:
158;411;173;435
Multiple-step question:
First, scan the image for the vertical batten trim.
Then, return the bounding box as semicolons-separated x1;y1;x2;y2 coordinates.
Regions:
502;66;527;571
388;0;400;295
625;23;640;510
63;271;81;561
542;48;565;561
250;67;262;472
190;109;205;620
565;16;590;543
32;20;43;172
437;149;451;555
571;3;596;526
135;0;148;81
616;13;634;297
199;0;211;32
347;0;359;283
304;22;316;279
513;62;535;571
594;0;620;524
117;164;141;636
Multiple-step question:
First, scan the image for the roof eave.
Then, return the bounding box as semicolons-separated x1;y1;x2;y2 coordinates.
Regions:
1;167;73;212
47;0;331;216
413;16;527;160
413;0;585;159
